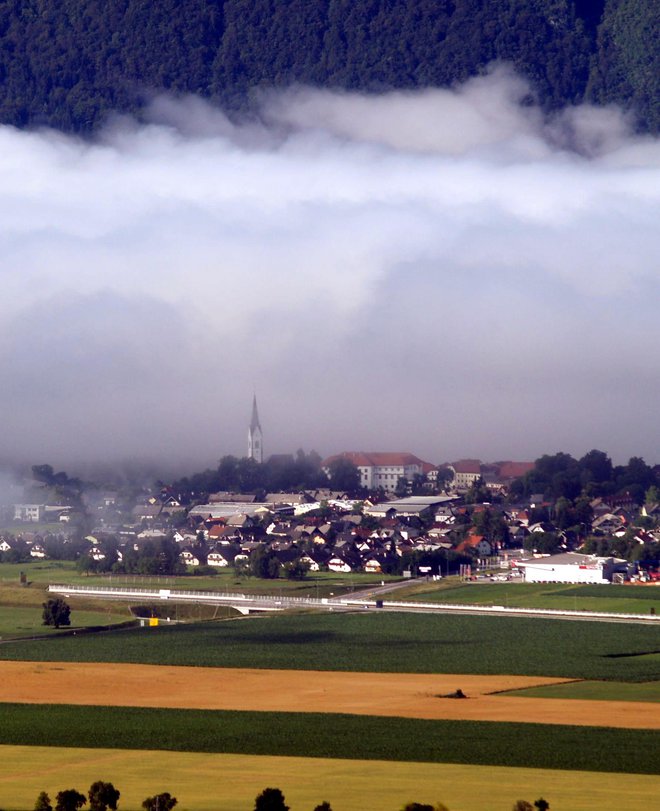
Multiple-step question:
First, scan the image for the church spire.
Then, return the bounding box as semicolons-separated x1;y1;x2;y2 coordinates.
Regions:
250;394;261;432
248;395;263;463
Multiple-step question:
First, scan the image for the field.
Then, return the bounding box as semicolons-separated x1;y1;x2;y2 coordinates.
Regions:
0;703;659;774
502;679;660;702
1;606;659;808
408;580;660;615
3;747;658;811
0;560;395;597
1;612;659;681
0;606;129;639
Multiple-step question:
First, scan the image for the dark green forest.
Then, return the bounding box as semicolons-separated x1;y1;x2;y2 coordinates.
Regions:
0;0;656;134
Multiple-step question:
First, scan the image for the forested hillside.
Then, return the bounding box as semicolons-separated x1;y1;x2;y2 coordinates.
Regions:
0;0;656;133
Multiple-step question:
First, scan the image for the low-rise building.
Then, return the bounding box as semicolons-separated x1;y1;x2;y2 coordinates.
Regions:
517;552;628;584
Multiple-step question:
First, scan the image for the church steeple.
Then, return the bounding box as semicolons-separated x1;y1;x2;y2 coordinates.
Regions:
248;395;263;463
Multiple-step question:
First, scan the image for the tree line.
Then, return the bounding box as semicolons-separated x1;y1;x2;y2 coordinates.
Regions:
0;1;656;133
510;449;659;503
27;784;550;811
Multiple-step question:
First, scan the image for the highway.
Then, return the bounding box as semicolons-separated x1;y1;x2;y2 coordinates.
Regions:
47;583;660;624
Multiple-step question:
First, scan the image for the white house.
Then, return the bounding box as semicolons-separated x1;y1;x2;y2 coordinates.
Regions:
13;504;45;522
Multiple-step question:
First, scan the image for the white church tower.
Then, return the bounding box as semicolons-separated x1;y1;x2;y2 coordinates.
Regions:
247;395;263;463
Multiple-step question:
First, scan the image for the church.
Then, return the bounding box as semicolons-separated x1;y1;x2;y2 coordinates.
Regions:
247;395;263;463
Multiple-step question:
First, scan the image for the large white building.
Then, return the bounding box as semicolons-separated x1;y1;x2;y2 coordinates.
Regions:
517;552;627;584
322;452;433;490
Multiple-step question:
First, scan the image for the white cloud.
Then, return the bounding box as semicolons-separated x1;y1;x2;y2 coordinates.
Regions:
0;69;658;467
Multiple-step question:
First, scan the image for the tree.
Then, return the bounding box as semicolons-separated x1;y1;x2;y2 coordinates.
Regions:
327;457;361;492
250;544;281;579
512;803;533;811
55;790;86;811
34;792;53;811
141;794;177;811
254;787;289;811
88;782;120;811
42;598;71;629
534;800;550;811
400;804;449;811
312;803;332;811
283;557;310;580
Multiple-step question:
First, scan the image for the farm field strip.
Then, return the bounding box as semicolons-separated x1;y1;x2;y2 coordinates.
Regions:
1;661;658;730
1;703;659;775
2;613;659;682
501;679;660;703
3;745;659;811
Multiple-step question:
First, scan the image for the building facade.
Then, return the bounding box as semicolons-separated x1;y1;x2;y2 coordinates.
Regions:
322;452;432;490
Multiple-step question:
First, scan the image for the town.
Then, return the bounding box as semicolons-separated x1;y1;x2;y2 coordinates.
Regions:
2;400;659;589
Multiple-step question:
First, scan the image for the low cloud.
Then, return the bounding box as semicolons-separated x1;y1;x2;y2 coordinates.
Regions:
0;67;658;469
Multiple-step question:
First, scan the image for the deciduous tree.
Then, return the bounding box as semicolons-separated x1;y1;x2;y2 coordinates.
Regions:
34;792;53;811
55;790;86;811
254;787;289;811
42;598;71;629
88;782;120;811
141;793;177;811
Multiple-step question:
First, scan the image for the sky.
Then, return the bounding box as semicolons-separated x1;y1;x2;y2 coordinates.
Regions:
0;65;659;472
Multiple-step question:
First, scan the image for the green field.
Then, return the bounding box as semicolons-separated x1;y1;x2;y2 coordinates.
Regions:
408;581;660;615
2;747;658;811
503;679;660;703
1;612;658;682
0;560;397;597
0;704;658;775
0;606;130;639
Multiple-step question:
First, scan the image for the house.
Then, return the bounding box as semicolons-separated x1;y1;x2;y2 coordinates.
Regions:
447;460;482;491
179;549;202;567
13;504;46;523
327;550;362;572
29;543;47;558
207;547;240;567
455;534;492;557
321;452;433;490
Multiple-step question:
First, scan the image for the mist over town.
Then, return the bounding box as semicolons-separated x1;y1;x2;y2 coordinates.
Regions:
1;71;659;470
1;3;659;810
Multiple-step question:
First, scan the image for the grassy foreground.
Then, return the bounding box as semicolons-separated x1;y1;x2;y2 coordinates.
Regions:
1;704;658;774
1;746;659;811
1;612;659;681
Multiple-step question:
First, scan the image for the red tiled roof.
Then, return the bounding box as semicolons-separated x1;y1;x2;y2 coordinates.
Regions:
322;452;431;468
496;461;535;479
451;459;482;474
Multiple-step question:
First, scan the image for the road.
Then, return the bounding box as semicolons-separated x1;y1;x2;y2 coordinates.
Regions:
47;583;660;625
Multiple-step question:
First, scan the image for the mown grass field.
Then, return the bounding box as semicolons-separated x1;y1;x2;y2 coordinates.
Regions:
1;612;658;682
3;746;658;811
0;606;130;639
408;580;660;615
503;679;660;702
1;704;658;774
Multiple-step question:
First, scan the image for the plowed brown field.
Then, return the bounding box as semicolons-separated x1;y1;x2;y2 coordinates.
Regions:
1;661;658;729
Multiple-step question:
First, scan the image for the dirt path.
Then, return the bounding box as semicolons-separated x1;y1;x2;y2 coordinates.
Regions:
0;661;657;729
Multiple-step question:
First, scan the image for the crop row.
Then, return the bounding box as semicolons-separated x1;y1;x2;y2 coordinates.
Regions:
1;703;658;775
